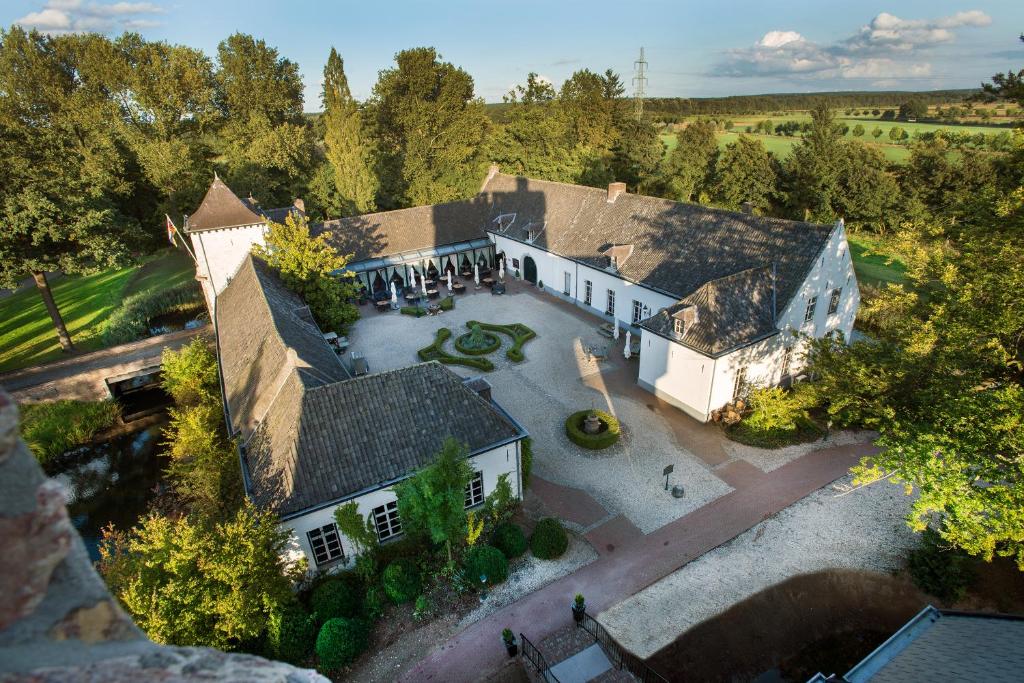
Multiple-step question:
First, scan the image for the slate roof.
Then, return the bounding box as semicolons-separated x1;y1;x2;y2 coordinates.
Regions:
246;362;522;517
185;176;303;233
216;254;522;517
639;266;778;356
842;606;1024;682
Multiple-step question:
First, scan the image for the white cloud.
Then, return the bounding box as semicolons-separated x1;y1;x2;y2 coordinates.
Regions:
718;10;990;81
15;0;165;34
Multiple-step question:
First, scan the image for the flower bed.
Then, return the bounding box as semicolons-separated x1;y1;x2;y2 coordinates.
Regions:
464;320;536;362
417;328;494;371
564;409;621;450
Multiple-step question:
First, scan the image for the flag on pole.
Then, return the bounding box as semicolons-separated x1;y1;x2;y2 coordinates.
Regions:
166;215;177;245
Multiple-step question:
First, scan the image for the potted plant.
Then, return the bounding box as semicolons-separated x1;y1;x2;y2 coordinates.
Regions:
538;279;544;291
502;628;518;657
514;268;520;279
572;593;586;623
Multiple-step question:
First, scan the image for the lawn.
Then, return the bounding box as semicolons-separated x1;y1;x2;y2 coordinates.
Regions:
847;234;907;288
0;249;197;373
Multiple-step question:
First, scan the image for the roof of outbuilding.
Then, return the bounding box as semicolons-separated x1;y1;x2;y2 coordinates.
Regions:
245;361;522;517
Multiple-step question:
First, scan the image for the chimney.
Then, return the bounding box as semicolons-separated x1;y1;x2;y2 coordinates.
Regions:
740;201;754;215
463;377;493;402
607;182;627;203
293;197;306;214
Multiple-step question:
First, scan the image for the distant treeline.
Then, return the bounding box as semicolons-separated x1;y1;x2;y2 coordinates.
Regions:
643;90;978;118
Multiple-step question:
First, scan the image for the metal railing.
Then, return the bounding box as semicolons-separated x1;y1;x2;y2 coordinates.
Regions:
520;633;560;683
578;611;670;683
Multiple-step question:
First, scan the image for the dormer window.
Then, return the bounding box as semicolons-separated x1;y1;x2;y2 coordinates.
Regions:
672;306;697;337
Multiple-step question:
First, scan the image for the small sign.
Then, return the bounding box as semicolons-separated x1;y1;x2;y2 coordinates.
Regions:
663;464;674;477
512;258;520;269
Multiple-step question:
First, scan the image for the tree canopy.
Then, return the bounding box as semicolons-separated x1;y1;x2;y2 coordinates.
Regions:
322;47;377;217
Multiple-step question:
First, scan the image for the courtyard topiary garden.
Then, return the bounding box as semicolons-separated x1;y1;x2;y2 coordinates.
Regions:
416;320;536;371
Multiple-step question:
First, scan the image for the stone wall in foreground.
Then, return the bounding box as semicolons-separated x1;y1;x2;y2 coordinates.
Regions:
0;387;328;683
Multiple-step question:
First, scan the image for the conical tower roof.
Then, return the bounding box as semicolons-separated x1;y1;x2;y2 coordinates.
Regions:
185;175;264;232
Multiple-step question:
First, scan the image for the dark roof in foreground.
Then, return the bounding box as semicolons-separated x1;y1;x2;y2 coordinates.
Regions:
815;605;1024;682
216;254;522;517
246;362;521;517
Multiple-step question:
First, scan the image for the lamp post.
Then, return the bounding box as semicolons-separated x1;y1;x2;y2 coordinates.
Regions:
479;574;488;602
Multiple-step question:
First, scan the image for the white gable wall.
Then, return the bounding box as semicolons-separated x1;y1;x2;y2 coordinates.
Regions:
190;223;268;307
278;440;523;572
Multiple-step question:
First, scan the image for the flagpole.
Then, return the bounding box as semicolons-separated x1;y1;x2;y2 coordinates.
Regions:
167;214;198;265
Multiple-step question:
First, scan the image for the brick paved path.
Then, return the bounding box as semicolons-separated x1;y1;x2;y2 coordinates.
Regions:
402;440;877;682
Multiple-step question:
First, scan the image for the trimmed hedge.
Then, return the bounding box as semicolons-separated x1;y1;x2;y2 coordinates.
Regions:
417;328;494;371
565;409;621;450
315;617;370;671
464;320;536;362
725;415;824;449
266;601;316;665
310;573;364;622
491;522;527;559
463;545;509;585
382;558;422;604
439;295;455;311
454;330;501;356
400;306;426;317
531;517;569;560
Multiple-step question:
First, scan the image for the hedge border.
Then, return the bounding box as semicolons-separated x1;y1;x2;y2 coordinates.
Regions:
564;409;621;450
464;321;537;362
417;328;494;372
454;330;501;356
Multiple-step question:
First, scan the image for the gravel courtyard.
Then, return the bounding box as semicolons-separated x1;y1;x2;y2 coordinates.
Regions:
347;285;732;534
597;474;919;659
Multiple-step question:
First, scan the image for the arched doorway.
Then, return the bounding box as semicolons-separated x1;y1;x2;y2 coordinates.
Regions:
523;255;537;284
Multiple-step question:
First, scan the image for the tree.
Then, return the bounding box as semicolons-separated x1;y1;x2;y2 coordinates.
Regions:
214;33;314;206
712;135;777;213
99;503;297;649
898;100;927;120
371;47;489;207
979;34;1024;104
610;119;663;191
657;120;718;202
322;48;377;216
0;27;136;352
784;105;846;222
394;437;474;565
852;124;865;137
889;126;906;142
872;127;883;139
835;142;900;230
560;69;620;150
253;213;360;333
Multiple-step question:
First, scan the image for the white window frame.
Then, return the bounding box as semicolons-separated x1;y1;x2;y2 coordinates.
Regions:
583;280;592;306
733;366;747;401
673;318;684;336
804;296;817;323
563;271;571;296
465;471;484;508
606;289;616;316
307;523;344;567
781;346;792;377
828;288;842;315
372;500;403;542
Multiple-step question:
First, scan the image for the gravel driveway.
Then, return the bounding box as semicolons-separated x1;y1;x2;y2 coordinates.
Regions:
347;286;732;533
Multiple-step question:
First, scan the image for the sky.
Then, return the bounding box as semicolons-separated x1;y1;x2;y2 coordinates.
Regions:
4;1;1023;110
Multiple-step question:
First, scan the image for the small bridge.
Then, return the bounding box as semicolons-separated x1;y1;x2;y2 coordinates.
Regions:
0;326;211;405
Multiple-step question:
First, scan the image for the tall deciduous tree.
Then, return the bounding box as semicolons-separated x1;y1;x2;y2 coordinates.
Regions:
0;27;135;352
784;104;846;222
713;135;778;213
610;119;663;191
658;120;719;202
371;47;489;207
322;47;377;216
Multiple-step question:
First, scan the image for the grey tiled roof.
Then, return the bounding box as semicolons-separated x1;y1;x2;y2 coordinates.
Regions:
845;607;1024;682
216;255;349;437
246;362;522;517
639;266;778;356
185;176;303;233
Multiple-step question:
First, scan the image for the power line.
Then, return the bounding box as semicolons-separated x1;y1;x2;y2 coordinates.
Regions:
632;47;648;122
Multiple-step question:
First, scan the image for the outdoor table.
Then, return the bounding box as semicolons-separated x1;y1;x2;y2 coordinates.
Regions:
460;270;473;278
427;289;439;300
482;277;495;288
404;293;419;303
452;283;466;294
374;300;389;313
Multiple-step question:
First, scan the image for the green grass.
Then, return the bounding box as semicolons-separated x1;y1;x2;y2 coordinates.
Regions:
0;249;197;373
848;234;907;288
20;399;121;466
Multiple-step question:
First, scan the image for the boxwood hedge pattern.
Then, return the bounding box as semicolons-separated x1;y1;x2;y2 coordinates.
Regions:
463;320;536;362
417;328;494;371
454;330;501;356
564;409;621;449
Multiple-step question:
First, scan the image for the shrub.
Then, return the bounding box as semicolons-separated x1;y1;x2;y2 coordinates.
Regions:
455;327;501;355
464;320;536;362
726;386;823;449
315;617;369;671
161;339;219;407
564;409;621;450
363;585;386;620
413;594;431;621
439;295;455;311
310;573;364;622
463;545;509;585
417;328;494;371
266;601;316;665
908;528;976;602
382;558;421;604
400;306;425;317
102;286;204;346
522;437;533;487
531;518;568;560
20;399;120;466
492;522;527;559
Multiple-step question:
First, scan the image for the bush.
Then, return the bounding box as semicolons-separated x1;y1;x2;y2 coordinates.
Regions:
564;409;621;450
416;328;494;371
908;528;976;602
102;285;204;346
20;399;120;466
463;545;509;585
725;386;823;449
492;522;527;559
464;320;536;362
315;617;369;671
382;558;421;604
363;586;386;620
531;518;568;560
521;437;533;487
161;339;219;406
310;573;364;622
400;306;425;317
439;295;455;311
454;328;501;356
266;601;316;665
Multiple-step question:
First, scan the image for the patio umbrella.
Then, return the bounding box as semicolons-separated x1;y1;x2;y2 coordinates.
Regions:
624;330;632;359
390;282;398;300
474;263;480;286
447;271;453;291
499;258;505;281
421;273;428;295
613;319;620;340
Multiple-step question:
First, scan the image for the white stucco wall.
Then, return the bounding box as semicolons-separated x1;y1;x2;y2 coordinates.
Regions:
189;223;267;307
279;440;523;571
637;333;718;421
